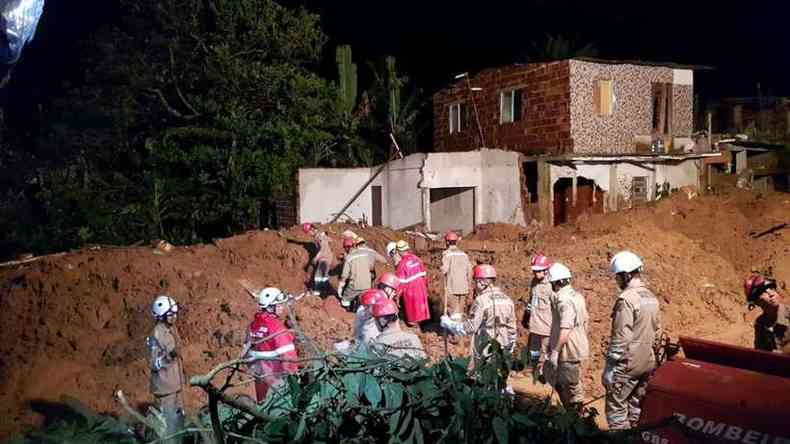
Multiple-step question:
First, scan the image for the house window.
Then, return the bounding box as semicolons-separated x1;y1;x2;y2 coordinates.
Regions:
449;103;466;134
500;89;522;123
632;176;648;203
594;80;614;115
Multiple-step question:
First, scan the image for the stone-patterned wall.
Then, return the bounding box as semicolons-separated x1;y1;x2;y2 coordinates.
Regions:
432;61;572;155
569;60;694;154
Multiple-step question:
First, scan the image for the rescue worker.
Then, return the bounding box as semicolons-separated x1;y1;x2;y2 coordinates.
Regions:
376;271;401;299
602;251;661;430
369;298;427;359
440;264;518;370
338;236;374;311
386;241;399;266
241;287;299;403
543;263;589;412
147;295;185;444
302;223;334;297
394;240;430;326
355;237;388;266
744;274;790;354
524;254;553;381
440;231;473;320
352;289;386;347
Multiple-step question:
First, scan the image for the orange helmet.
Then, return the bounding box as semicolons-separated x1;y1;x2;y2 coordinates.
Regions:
371;299;399;318
445;231;459;242
377;272;400;291
473;264;496;280
302;223;313;234
744;274;776;303
361;289;386;307
342;237;355;249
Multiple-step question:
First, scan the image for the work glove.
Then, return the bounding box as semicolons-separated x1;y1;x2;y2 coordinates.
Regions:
440;315;454;330
548;350;559;368
333;340;352;353
601;364;615;389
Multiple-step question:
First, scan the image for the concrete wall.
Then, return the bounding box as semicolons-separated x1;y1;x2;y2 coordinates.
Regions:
299;167;381;224
383;154;425;229
299;149;524;231
430;187;475;234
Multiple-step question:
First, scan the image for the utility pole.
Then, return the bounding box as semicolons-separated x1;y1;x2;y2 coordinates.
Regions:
455;72;486;148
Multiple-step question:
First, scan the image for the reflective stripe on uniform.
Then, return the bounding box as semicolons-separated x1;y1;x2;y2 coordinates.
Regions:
314;277;330;282
249;343;295;359
400;271;427;283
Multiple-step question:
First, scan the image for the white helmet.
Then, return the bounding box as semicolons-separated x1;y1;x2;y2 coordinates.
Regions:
610;251;644;274
151;295;178;319
257;287;288;308
385;241;397;256
548;263;572;282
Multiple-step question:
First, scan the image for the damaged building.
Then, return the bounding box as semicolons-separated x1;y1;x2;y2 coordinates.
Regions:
299;58;723;231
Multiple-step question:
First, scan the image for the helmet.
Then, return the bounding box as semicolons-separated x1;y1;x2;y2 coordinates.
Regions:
342;230;358;241
610;251;644;274
257;287;288;308
548;263;572;282
744;275;777;303
361;289;386;307
445;231;459;242
396;240;410;252
386;242;397;256
302;223;313;234
473;264;497;280
342;237;355;249
530;254;551;271
151;295;178;319
371;299;399;318
355;237;366;245
377;272;400;290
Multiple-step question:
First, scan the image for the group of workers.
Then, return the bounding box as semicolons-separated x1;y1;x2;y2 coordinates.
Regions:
144;224;790;442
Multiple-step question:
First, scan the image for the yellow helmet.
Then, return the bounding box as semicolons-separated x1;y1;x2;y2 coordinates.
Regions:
396;240;409;252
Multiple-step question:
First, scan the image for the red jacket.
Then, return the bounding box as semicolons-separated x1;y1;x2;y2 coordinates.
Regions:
247;311;298;377
396;252;430;323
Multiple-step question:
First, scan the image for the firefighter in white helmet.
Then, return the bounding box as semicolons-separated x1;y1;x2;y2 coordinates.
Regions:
603;251;661;430
441;264;517;370
241;287;299;403
146;295;185;444
543;263;589;411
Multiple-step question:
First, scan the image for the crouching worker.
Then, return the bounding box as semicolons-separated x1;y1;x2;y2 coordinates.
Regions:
147;295;185;444
336;288;386;353
440;264;517;370
369;298;427;360
241;287;298;403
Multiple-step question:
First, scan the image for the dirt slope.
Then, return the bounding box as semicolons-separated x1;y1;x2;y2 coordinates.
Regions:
1;188;789;438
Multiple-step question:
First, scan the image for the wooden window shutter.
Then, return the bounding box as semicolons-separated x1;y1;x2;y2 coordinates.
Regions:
595;80;613;115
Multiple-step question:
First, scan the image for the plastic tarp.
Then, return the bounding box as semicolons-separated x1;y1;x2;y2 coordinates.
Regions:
1;0;45;65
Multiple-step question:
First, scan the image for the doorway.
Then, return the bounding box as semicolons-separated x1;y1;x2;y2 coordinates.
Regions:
429;187;475;234
553;177;604;225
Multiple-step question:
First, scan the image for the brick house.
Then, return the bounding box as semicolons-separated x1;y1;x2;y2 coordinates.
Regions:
432;58;722;225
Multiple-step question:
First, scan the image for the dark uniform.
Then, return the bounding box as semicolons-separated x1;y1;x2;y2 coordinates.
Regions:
755;303;790;354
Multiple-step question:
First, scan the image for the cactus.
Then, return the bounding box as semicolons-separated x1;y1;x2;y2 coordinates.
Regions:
336;45;358;117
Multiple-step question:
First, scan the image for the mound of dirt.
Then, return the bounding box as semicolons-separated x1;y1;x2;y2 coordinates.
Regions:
1;190;789;438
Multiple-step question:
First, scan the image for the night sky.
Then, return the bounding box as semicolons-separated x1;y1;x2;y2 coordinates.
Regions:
3;0;789;133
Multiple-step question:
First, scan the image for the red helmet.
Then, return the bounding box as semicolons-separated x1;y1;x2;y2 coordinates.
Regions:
377;272;400;290
371;298;399;318
302;223;313;234
445;231;459;242
530;254;551;271
473;264;496;280
342;237;355;249
744;274;776;303
361;289;386;307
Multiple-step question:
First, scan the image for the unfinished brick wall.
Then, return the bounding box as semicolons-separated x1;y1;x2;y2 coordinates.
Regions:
432;61;572;155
